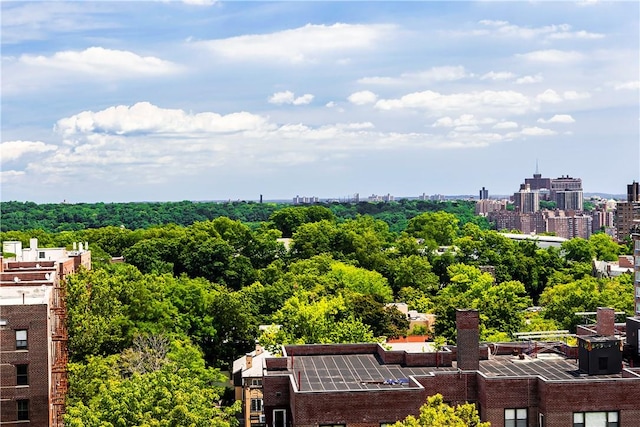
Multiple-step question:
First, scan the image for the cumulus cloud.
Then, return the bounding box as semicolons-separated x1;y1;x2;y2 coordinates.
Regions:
1;140;58;162
480;71;515;81
268;91;314;105
375;90;532;114
536;89;563;104
493;121;519;129
0;170;25;183
432;114;495;128
518;50;584;63
347;90;378;105
538;114;575;124
520;126;557;136
55;102;272;136
516;74;543;84
194;23;395;63
18;47;181;76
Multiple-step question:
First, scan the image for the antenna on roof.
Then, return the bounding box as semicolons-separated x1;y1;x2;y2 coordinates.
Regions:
535;158;539;175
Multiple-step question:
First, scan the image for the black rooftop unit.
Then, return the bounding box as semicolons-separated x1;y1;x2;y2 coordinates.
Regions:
578;336;622;375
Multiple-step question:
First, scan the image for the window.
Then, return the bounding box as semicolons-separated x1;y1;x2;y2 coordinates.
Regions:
505;408;527;427
38;251;45;259
250;378;263;387
16;330;27;350
17;400;29;421
250;398;263;412
273;409;286;427
573;411;619;427
16;365;28;386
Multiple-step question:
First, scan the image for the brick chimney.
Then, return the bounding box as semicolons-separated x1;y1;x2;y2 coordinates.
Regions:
245;353;253;370
456;309;480;370
596;307;615;336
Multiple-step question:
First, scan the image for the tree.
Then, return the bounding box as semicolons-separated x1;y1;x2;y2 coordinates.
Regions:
589;233;622;261
406;212;459;248
392;394;489;427
561;238;595;263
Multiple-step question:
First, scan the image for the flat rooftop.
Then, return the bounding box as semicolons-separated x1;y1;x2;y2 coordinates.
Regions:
0;285;52;305
285;351;633;392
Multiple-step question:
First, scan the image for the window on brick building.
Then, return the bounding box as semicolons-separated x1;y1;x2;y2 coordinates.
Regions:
573;411;618;427
250;378;262;387
273;409;286;427
505;408;527;427
16;365;28;386
15;330;27;350
17;400;29;421
250;398;263;412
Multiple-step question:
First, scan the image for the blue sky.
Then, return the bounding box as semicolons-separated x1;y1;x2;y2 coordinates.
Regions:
1;1;638;203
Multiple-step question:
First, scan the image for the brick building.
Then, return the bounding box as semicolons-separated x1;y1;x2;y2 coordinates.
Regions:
233;345;272;427
260;309;640;427
0;239;90;426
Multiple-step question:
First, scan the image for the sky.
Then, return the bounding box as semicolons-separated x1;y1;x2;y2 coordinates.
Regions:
1;1;639;203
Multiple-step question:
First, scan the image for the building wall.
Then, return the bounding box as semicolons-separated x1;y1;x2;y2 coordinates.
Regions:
0;304;51;426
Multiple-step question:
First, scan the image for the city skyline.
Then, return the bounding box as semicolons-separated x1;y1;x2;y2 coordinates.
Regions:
1;1;639;203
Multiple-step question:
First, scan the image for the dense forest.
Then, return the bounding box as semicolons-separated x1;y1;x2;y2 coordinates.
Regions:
0;199;489;233
0;202;633;425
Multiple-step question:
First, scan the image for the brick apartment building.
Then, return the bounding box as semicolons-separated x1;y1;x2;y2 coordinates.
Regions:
0;239;90;426
260;308;640;427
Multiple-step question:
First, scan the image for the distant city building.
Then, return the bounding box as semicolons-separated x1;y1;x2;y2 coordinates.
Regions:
592;208;615;235
550;175;583;210
555;189;584;211
292;195;319;205
479;187;488;200
615;181;640;242
513;184;540;214
524;172;551;192
368;193;394;202
475;199;507;216
488;210;592;239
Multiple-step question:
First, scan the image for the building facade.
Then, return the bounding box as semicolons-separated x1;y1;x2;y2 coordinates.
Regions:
0;239;90;426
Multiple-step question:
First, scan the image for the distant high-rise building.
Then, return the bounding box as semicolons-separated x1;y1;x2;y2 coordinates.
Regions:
513;184;539;213
555;189;584;211
551;176;583;210
628;181;639;202
479;187;488;200
525;173;552;192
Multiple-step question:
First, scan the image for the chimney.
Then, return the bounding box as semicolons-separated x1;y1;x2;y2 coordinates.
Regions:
456;309;480;370
255;343;263;356
245;353;253;370
596;307;615;336
30;238;38;250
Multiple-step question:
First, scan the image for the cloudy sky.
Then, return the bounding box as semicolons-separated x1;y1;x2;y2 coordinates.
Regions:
2;1;638;203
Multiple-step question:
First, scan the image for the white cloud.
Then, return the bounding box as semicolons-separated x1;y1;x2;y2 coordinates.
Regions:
268;91;314;105
538;114;575;124
477;20;603;41
375;90;532;114
518;50;584;63
358;65;469;86
563;91;590;100
536;89;563;104
481;71;515;81
432;114;495;128
0;170;25;183
347;90;378;105
195;23;395;63
1;140;58;162
613;81;640;90
520;127;557;136
493;121;519;130
325;101;337;108
516;74;543;84
18;47;181;77
55;102;272;136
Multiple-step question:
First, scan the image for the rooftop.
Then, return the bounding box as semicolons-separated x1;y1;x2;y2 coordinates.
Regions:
278;349;635;392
